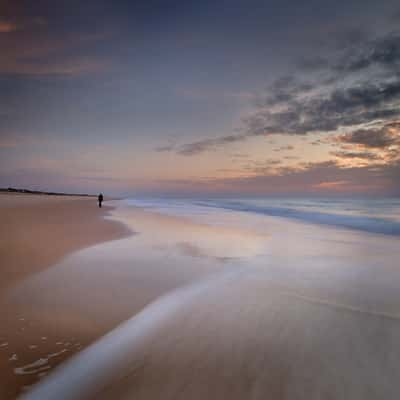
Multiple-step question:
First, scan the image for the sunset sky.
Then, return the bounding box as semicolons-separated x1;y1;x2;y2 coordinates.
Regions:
1;0;399;196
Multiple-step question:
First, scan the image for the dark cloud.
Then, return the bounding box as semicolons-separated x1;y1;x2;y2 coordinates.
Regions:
335;31;400;72
248;79;400;136
242;30;400;140
176;134;247;156
298;30;400;74
337;122;400;148
331;150;382;160
156;30;400;158
162;76;400;156
260;76;314;107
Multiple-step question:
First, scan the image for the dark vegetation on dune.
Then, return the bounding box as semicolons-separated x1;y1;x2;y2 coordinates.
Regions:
0;187;94;197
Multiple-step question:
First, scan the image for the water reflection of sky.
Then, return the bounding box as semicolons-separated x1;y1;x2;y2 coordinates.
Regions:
19;202;400;400
124;197;400;234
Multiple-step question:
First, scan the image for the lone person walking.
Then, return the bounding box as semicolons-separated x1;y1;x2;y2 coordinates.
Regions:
98;193;104;208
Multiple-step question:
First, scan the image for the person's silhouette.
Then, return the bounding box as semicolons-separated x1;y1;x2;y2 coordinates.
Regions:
98;193;104;208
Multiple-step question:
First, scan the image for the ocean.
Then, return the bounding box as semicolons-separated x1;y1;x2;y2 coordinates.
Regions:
125;197;400;236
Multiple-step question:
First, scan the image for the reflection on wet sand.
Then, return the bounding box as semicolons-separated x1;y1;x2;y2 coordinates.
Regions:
7;204;400;399
3;206;267;397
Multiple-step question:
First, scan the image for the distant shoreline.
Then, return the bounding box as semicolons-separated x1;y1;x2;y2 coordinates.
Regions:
0;187;95;197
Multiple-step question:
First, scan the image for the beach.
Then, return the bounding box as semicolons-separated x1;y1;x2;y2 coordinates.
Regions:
0;194;130;399
1;196;400;399
0;194;130;292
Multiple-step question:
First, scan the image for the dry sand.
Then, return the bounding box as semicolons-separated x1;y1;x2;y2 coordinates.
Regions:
0;194;130;399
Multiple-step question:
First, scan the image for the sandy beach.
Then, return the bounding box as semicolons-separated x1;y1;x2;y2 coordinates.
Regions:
1;197;400;399
0;194;130;292
0;194;130;399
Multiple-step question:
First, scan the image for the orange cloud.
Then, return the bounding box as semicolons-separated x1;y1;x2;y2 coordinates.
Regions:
0;21;17;33
312;180;350;189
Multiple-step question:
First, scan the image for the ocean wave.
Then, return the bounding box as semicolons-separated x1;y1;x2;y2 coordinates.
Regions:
195;200;400;236
125;198;400;236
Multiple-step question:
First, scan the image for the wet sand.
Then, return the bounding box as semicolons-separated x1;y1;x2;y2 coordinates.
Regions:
0;194;130;399
0;194;130;291
2;200;400;399
2;204;269;398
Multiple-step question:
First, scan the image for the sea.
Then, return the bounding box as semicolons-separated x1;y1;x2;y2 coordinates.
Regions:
124;197;400;236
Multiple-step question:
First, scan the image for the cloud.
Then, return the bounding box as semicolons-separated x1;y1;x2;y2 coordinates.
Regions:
155;144;175;152
156;30;400;158
311;141;320;146
159;74;400;156
312;180;351;189
273;145;294;152
246;79;400;136
259;76;314;107
334;31;400;72
336;122;400;148
328;121;400;170
0;20;17;33
331;150;382;160
241;158;283;175
154;159;399;195
298;30;400;74
208;160;400;195
0;16;110;76
176;133;247;156
0;15;46;34
244;30;400;138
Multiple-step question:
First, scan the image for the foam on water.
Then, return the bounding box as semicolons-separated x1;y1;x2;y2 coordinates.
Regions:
14;349;69;376
125;197;400;236
19;269;242;400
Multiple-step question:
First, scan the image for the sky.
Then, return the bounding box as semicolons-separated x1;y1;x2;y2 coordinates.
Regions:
0;0;400;196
